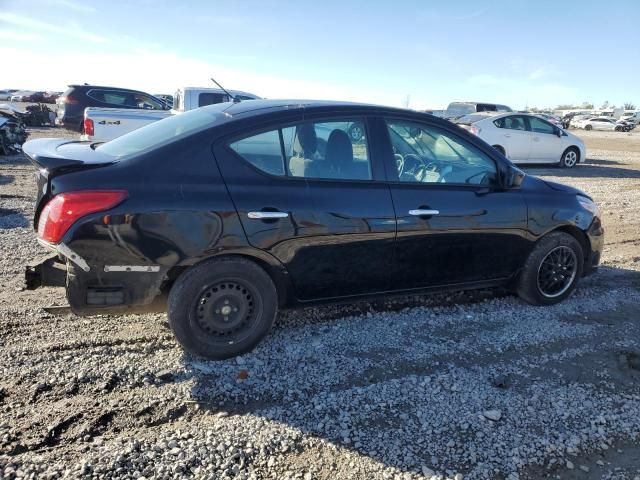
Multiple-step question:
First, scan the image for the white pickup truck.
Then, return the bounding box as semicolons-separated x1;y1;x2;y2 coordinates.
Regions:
82;87;260;142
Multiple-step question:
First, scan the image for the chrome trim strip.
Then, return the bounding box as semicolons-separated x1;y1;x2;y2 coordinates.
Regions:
104;265;160;272
37;239;91;272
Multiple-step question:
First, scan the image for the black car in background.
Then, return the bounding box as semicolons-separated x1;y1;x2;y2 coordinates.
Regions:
23;100;604;359
55;84;169;132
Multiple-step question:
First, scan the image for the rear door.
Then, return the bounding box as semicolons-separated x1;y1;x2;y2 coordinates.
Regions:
214;114;397;301
380;116;528;289
526;116;563;162
493;115;532;162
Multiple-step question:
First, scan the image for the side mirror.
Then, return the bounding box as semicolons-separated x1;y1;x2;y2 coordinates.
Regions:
556;127;563;137
505;166;525;188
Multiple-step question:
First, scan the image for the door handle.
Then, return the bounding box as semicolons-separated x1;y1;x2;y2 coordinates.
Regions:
504;134;511;138
247;211;289;219
533;137;540;142
409;209;440;216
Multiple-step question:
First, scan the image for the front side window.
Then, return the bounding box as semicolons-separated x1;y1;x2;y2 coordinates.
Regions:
132;93;164;110
386;119;498;186
528;117;556;134
228;119;372;181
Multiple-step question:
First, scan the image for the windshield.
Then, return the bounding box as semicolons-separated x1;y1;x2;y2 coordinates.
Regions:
446;103;475;116
97;104;230;158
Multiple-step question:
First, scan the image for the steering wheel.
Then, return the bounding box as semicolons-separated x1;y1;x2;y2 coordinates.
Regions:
395;154;404;176
401;154;426;176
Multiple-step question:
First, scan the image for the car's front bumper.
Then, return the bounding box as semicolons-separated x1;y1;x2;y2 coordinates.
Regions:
584;216;604;275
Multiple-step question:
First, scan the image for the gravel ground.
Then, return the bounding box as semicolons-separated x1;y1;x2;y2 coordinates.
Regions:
1;128;639;480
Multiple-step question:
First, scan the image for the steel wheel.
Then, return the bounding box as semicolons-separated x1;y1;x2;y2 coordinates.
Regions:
193;280;260;343
562;149;578;168
536;246;578;298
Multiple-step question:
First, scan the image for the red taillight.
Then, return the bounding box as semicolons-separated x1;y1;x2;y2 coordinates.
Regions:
60;95;79;104
37;191;128;244
84;118;94;136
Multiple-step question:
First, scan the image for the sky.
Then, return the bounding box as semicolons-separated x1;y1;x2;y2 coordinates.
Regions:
0;0;638;110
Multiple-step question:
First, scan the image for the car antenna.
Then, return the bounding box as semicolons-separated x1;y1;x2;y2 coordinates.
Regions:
210;77;239;103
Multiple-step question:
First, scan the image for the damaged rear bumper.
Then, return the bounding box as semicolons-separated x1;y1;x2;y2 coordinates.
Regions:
25;254;67;290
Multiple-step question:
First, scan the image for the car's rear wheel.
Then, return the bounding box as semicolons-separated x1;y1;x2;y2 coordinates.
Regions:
585;124;593;131
168;257;277;359
516;232;583;306
559;147;579;168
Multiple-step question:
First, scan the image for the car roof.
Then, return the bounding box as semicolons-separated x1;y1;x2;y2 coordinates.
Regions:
216;99;422;118
68;84;155;94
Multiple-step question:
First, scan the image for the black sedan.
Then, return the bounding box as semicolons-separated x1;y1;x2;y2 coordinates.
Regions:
23;100;604;359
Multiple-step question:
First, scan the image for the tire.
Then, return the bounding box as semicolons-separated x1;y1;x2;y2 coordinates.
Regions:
559;147;579;168
168;257;278;359
492;145;506;156
348;123;364;142
585;124;593;131
516;232;584;306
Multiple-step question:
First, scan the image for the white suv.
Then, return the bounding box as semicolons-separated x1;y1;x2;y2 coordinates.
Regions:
455;112;585;168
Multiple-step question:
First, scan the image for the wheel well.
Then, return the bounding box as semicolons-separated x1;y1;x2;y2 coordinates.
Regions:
492;144;505;155
166;254;293;308
550;225;590;262
563;146;580;161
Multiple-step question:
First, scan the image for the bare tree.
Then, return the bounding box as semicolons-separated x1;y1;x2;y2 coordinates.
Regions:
624;102;637;110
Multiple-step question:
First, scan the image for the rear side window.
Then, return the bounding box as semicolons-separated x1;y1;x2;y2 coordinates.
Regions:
88;89;132;106
494;115;526;131
230;130;286;175
228;119;371;181
199;93;228;107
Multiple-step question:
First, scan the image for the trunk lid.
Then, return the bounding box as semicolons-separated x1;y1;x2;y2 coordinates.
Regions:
22;138;115;224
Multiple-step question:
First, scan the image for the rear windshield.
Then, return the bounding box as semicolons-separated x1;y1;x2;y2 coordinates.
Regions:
96;104;231;158
454;113;489;125
446;103;476;116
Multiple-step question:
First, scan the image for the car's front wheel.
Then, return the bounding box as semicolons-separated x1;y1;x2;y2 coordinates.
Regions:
516;232;584;306
585;124;593;131
168;257;278;359
559;147;579;168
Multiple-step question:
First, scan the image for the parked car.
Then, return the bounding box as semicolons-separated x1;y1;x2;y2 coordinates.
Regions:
56;85;169;132
619;112;640;125
82;87;260;142
455;112;585;168
23;100;603;359
573;116;626;131
10;91;35;102
0;89;18;101
443;102;512;119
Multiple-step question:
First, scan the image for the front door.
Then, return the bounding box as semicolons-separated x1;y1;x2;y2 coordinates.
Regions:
380;117;529;289
527;116;564;162
214;116;397;301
